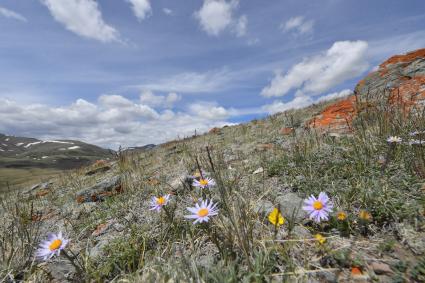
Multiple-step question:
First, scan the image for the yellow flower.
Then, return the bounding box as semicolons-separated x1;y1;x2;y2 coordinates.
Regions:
359;210;372;221
268;208;285;227
337;211;347;221
315;233;326;244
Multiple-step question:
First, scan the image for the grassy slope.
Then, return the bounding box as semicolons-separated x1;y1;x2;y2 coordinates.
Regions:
1;98;424;282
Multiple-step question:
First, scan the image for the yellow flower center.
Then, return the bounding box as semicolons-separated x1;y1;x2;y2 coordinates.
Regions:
156;196;166;205
197;208;209;217
49;239;62;251
359;210;371;220
315;234;326;244
337;211;347;221
199;179;209;186
313;200;323;210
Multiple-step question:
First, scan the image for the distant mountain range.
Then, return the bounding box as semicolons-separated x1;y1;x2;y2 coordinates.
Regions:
0;133;113;170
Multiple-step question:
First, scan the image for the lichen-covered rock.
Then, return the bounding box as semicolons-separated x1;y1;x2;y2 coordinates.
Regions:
309;48;425;132
76;175;122;203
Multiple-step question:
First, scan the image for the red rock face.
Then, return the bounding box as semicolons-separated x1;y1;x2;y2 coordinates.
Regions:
309;48;425;132
308;96;357;132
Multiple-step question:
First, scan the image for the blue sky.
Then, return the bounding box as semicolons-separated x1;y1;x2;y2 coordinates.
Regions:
0;0;424;148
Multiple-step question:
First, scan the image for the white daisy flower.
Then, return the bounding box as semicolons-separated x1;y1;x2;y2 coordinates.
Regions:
185;199;219;224
35;232;68;260
386;136;402;144
192;177;216;189
149;194;171;212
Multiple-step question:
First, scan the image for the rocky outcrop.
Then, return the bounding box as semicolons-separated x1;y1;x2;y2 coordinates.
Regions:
309;48;425;132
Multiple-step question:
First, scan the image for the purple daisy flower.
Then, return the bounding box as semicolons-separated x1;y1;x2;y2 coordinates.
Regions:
35;232;69;261
302;192;333;223
149;194;171;212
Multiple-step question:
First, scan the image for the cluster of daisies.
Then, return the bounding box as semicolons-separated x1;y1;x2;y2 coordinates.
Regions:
35;174;219;261
35;174;373;261
149;173;218;224
272;191;371;225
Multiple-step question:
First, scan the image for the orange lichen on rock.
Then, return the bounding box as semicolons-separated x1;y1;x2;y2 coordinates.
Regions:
380;48;425;70
308;96;357;132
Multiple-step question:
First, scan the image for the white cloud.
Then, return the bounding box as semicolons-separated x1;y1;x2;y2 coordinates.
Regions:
262;96;314;115
139;90;181;108
316;89;352;103
281;16;314;35
41;0;120;42
166;92;181;105
189;102;229;120
163;8;173;15
0;6;27;22
133;69;235;93
261;40;369;97
194;0;247;37
126;0;152;21
0;96;232;148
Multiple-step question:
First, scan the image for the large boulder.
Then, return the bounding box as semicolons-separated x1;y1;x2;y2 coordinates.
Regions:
309;48;425;132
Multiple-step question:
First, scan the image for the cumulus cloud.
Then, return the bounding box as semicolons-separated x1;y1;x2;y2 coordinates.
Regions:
0;6;27;22
189;102;229;120
261;40;369;97
139;90;181;108
262;96;314;115
194;0;247;37
281;16;314;35
126;0;152;21
41;0;120;42
0;95;232;149
316;89;352;103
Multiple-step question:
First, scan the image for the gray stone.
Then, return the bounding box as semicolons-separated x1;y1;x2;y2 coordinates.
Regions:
169;174;189;193
316;270;338;283
370;262;393;275
76;175;121;203
275;193;307;222
89;235;114;258
70;202;97;220
47;260;76;282
254;200;274;218
291;225;311;238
